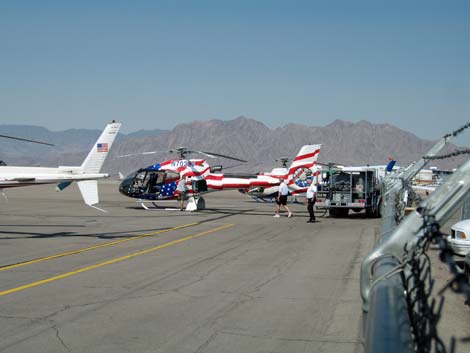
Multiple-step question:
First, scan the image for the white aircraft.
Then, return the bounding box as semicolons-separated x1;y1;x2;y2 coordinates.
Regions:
0;121;121;210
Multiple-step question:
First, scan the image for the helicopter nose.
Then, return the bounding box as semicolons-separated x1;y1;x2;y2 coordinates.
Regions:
118;174;134;196
118;182;129;196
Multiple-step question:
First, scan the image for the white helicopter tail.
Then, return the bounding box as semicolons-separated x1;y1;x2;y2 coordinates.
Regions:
77;121;120;211
287;144;321;181
80;121;121;173
77;180;106;212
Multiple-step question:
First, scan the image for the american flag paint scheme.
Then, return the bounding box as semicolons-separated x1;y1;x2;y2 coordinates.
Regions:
118;145;321;207
240;145;322;199
97;143;109;152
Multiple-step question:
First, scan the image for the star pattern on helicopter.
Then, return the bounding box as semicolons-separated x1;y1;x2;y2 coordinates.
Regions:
160;181;177;197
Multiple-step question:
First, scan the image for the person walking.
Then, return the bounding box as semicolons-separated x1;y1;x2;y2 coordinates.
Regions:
274;179;292;218
177;177;187;211
306;179;317;223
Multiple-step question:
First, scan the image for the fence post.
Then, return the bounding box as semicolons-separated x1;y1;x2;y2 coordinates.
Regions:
462;195;470;220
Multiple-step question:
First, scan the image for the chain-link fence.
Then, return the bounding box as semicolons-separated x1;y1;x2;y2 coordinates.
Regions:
361;122;470;353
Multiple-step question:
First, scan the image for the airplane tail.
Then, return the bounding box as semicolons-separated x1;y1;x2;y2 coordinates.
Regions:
80;121;121;173
287;144;321;190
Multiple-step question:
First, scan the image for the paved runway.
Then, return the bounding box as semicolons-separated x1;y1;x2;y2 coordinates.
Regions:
0;180;463;353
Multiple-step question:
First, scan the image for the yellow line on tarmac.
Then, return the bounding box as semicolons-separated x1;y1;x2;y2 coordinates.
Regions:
0;222;199;272
0;223;234;297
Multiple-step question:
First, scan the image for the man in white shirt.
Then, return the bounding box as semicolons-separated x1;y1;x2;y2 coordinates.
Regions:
177;177;187;211
274;179;292;218
306;179;317;222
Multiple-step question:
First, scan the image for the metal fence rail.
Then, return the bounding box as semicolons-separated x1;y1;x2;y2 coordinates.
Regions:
361;122;470;353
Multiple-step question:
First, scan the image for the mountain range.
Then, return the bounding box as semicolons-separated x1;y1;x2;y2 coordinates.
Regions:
0;117;466;176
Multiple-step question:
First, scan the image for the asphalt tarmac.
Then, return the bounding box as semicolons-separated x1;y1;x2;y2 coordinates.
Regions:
0;181;467;353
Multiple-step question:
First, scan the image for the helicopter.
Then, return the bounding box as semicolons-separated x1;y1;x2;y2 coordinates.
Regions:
0;122;121;209
239;145;322;201
118;146;320;210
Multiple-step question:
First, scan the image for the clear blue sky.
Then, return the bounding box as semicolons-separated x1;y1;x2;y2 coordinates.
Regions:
1;0;469;144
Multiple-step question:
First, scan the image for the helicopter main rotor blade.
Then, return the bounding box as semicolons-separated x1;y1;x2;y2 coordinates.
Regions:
116;151;162;158
0;134;54;146
220;163;247;170
198;151;247;162
191;150;217;159
316;161;343;168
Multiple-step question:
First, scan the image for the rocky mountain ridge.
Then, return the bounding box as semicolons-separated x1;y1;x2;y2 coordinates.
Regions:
0;117;466;175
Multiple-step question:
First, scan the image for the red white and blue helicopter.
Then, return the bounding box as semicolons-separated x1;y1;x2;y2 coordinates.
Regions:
118;145;321;211
239;145;322;202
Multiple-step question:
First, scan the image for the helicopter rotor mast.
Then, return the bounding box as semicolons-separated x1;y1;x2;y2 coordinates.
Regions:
275;157;290;168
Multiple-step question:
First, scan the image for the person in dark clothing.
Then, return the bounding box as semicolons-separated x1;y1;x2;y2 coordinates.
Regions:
306;180;317;223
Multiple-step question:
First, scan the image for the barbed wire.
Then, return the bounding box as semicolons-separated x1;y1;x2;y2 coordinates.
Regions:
443;122;470;139
423;148;470;161
402;212;470;353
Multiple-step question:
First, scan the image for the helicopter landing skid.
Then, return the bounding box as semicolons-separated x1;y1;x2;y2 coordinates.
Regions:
138;200;180;211
137;197;206;211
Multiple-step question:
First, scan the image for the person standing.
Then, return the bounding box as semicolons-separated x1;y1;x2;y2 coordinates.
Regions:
177;177;187;211
274;179;292;218
306;180;317;223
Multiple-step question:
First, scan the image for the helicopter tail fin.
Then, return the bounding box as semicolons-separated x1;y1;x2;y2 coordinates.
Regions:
285;144;321;191
287;144;321;177
80;122;121;173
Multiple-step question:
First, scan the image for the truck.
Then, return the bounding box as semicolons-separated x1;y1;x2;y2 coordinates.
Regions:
315;166;382;217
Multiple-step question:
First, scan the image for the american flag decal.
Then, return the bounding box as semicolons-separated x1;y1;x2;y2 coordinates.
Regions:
97;143;108;152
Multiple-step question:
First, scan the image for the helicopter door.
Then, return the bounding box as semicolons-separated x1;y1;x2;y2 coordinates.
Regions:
192;179;208;193
139;171;165;195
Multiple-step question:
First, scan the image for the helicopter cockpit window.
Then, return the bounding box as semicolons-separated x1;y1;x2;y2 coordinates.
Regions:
123;170;182;196
140;171;182;194
142;171;165;194
155;172;165;185
165;171;179;183
132;171;147;190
